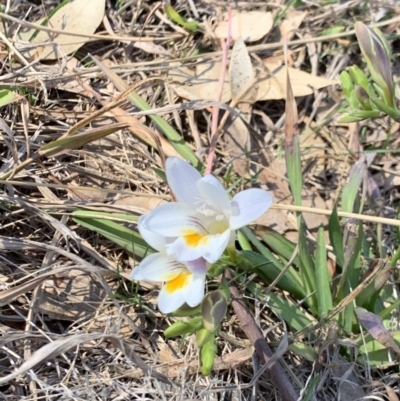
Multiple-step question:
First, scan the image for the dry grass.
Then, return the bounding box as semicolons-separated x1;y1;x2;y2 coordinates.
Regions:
1;0;400;400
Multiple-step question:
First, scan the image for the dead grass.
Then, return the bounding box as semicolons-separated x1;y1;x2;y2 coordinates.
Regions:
0;0;400;400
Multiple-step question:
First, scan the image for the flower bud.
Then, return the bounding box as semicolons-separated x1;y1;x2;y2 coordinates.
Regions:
164;316;203;338
355;22;394;106
338;109;381;123
196;328;211;347
348;65;370;91
354;86;371;110
340;71;359;109
171;303;201;317
200;336;217;376
369;96;400;121
201;290;229;332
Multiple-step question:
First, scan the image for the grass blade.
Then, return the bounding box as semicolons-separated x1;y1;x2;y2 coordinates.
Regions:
261;228;300;267
338;221;363;332
242;250;304;299
241;227;286;272
341;157;365;213
298;221;317;313
249;282;313;332
328;203;344;268
72;210;152;258
315;225;333;319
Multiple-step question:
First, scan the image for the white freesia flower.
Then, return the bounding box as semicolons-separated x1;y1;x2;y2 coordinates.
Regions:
140;157;273;264
131;221;208;313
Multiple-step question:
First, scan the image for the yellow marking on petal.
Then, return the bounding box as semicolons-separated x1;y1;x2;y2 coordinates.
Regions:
165;271;191;294
182;229;208;247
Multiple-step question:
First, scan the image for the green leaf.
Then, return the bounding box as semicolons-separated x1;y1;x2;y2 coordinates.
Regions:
249;282;313;332
285;135;303;209
261;227;301;267
40;123;128;157
237;229;252;251
340;71;358;109
288;342;316;362
348;65;370;92
164;316;203;338
355;330;400;368
338;110;381;123
341;159;364;213
315;225;332;319
321;26;345;36
338;221;363;332
370;96;400;121
72;210;152;258
356;264;391;310
328;203;344;268
0;89;22;107
242;250;304;299
200;335;217;375
298;220;317;312
378;295;400;320
241;227;286;272
301;374;320;401
164;4;199;32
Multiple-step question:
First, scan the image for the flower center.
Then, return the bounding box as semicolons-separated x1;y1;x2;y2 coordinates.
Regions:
164;271;191;294
207;219;229;235
182;229;209;247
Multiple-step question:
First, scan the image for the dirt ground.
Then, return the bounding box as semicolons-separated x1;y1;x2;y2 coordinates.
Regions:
0;1;399;400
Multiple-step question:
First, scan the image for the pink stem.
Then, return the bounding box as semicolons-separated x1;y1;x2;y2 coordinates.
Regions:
205;8;232;175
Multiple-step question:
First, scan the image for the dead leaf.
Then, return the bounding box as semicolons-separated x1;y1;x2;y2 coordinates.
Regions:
229;37;256;102
276;11;307;42
224;103;252;177
302;189;329;237
133;41;172;57
256;158;329;239
355;307;400;356
169;60;231;102
214;11;273;42
169;58;336;103
111;195;166;212
256;58;338;100
16;0;105;60
371;382;399;401
257;158;294;234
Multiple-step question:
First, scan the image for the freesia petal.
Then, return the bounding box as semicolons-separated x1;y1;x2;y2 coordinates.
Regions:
185;257;208;275
142;203;206;237
230;189;273;230
201;230;231;263
138;214;167;252
183;274;205;307
168;229;230;263
166;236;204;262
158;286;186;313
166;157;202;206
197;176;231;216
158;270;193;313
130;253;185;282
